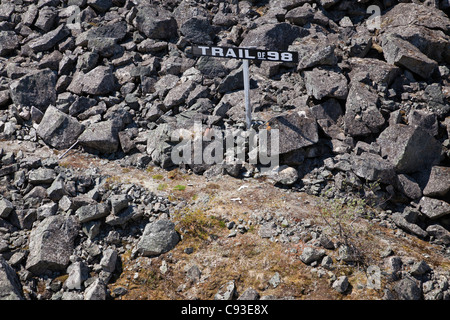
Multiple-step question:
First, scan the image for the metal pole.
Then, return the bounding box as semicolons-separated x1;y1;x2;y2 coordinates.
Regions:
242;59;251;130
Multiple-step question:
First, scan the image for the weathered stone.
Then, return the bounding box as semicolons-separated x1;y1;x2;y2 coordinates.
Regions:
25;215;80;275
68;66;116;96
393;277;422;300
391;212;428;238
419;197;450;220
87;0;112;13
28;169;55;187
382;34;438;79
9;69;56;111
37;106;84;150
290;35;337;71
423;166;450;198
240;23;307;50
351;153;396;184
34;6;57;32
76;203;110;223
78;120;120;154
304;68;348;100
134;5;178;40
180;17;214;45
396;174;423;200
0;257;23;300
28;24;70;52
263;108;319;155
344;82;385;137
84;278;107;300
0;198;13;219
65;261;89;290
214;280;237;300
348;58;401;88
100;248;117;273
300;247;325;265
163;81;195;108
136;219;180;256
377;124;441;173
238;287;260;300
426;224;450;245
332;276;349;294
146;123;175;169
266;165;298;185
0;31;19;56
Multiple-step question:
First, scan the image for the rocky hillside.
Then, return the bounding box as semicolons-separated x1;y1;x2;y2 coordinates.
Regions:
0;0;450;301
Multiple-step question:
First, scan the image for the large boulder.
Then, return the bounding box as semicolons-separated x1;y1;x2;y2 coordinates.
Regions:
0;31;19;56
240;23;307;50
263;108;319;155
136;219;180;256
423;166;450;198
303;68;348;100
36;106;85;150
78;120;120;154
381;34;438;79
25;215;80;275
68;66;116;96
419;197;450;220
344;82;385;137
27;24;70;52
134;5;178;40
146;123;176;169
379;3;450;63
0;257;23;300
9;69;56;111
377;124;441;174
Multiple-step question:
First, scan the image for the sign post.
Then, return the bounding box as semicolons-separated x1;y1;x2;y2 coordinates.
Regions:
191;45;299;129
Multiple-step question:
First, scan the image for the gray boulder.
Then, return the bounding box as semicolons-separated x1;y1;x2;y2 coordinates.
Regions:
344;82;385;137
68;66;116;96
332;276;349;294
419;197;450;220
136;219;180;256
84;278;107;300
423;166;450;198
263;108;319;155
0;257;23;300
426;224;450;245
36;106;85;150
240;23;307;50
180;17;215;45
377;124;441;173
134;5;178;40
87;0;112;13
290;35;337;71
348;57;401;88
304;68;348;100
28;24;70;52
382;34;438;79
214;280;237;300
0;198;13;218
146;123;176;169
25;215;80;275
9;69;56;111
76;203;110;223
300;246;325;265
391;212;428;238
351;153;396;185
0;31;19;56
78;120;120;154
393;277;422;300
